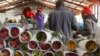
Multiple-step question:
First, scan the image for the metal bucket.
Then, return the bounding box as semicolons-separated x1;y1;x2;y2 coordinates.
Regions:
66;39;77;51
19;31;32;43
64;51;78;56
0;27;9;40
78;39;97;52
34;30;52;43
8;38;20;49
51;38;63;51
0;39;6;49
76;48;94;56
1;48;14;56
27;40;39;50
39;42;51;51
43;51;54;56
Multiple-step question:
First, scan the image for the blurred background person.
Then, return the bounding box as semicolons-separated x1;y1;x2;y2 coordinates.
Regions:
35;6;45;30
48;0;78;44
77;6;97;39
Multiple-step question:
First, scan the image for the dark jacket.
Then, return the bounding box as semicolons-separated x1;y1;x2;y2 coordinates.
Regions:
81;14;97;38
48;7;78;38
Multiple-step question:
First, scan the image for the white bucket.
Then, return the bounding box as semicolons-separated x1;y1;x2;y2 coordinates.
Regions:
51;38;63;51
23;52;31;56
76;48;94;56
63;51;78;56
13;50;24;56
0;27;9;40
32;50;43;56
9;26;20;38
43;51;54;56
1;48;14;56
19;31;32;43
66;39;77;51
34;30;52;43
78;39;97;52
54;51;63;56
0;39;6;49
8;38;20;49
39;42;51;51
27;40;39;50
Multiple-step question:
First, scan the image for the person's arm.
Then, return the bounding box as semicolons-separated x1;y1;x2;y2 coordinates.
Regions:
81;19;92;36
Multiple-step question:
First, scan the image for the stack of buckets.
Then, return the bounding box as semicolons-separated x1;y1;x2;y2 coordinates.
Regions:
0;23;97;56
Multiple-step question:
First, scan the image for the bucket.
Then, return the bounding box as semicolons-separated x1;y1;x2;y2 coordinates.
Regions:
0;27;9;40
78;39;97;52
54;51;63;56
13;50;24;56
51;38;63;51
43;51;54;56
19;31;32;43
35;30;52;43
0;39;6;49
1;48;14;56
64;51;78;56
32;50;43;56
27;40;39;50
76;48;94;56
23;52;31;56
9;27;20;38
21;43;28;51
39;42;51;51
66;40;77;51
8;38;20;49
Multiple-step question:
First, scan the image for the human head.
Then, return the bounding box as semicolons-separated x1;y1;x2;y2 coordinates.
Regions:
55;0;64;9
37;6;43;13
82;6;92;16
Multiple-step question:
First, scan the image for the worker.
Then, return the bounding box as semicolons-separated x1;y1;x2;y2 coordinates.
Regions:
35;6;45;30
22;6;36;29
77;6;98;39
48;0;78;44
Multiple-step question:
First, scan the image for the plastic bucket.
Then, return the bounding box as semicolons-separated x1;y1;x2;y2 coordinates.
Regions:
27;40;39;50
23;52;31;56
0;27;9;40
76;48;94;56
32;50;43;56
19;31;32;43
13;50;24;56
51;38;63;51
66;39;77;51
43;51;54;56
8;38;20;49
78;39;97;52
9;27;20;38
39;42;51;51
64;51;78;56
0;39;6;49
1;48;14;56
35;30;52;43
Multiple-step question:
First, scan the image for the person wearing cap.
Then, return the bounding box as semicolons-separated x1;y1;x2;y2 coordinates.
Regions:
35;6;45;30
21;6;36;29
48;0;78;44
77;6;97;39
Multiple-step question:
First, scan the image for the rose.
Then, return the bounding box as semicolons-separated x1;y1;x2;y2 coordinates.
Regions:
10;27;19;37
0;28;9;39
